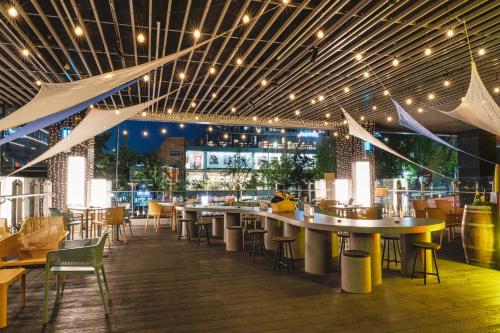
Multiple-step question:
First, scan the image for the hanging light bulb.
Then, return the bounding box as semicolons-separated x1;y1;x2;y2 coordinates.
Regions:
142;130;148;136
195;115;199;120
446;28;454;38
343;86;350;93
345;135;350;139
137;33;145;43
324;121;329;125
211;92;217;99
179;72;186;80
325;113;330;118
256;128;261;134
35;80;42;86
372;105;377;110
274;117;279;122
179;123;185;128
392;57;399;67
318;95;325;101
443;79;451;87
405;98;412;105
223;133;229;139
241;134;246;139
333;131;338;137
143;74;149;82
494;87;499;94
282;0;290;4
424;47;432;56
342;120;347;125
428;93;435;100
387;116;393;122
252;116;257;121
21;48;30;56
231;107;236;113
161;128;167;134
242;14;250;24
89;104;94;109
461;97;465;102
8;6;18;17
417;107;424;113
122;129;128;135
193;29;201;39
261;79;268;86
363;71;370;78
478;48;486;56
74;26;83;36
383;89;390;96
141;111;147;117
115;110;120;115
236;57;243;66
360;116;365;121
208;126;213;132
310;99;316;104
354;53;363;61
280;129;285;134
316;30;324;39
190;101;196;108
289;93;295;100
294;110;300;116
209;66;216;74
167;108;173;114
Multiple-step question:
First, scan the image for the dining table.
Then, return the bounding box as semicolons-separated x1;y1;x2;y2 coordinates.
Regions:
67;206;108;239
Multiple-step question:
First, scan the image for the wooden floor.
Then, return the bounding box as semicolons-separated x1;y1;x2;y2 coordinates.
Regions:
4;221;500;333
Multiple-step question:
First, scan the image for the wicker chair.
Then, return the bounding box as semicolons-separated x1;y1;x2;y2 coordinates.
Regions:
43;231;111;323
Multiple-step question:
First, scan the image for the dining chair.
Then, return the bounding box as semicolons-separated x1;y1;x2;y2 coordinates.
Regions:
91;207;126;246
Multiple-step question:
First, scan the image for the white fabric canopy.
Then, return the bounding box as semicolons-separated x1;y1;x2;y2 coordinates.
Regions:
10;96;163;176
0;35;220;132
440;61;500;136
342;107;447;178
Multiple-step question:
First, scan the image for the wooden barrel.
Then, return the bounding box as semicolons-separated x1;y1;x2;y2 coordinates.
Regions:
462;205;497;268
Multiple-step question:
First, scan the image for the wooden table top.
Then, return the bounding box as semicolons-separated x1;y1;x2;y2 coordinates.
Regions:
176;205;444;234
0;268;25;285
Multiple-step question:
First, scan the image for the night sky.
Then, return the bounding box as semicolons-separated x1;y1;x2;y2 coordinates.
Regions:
106;120;204;154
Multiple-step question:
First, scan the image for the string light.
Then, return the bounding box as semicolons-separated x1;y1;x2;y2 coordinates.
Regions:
372;105;377;110
325;113;330;118
208;126;213;132
231;107;236;113
360;116;365;121
193;29;201;39
242;14;250;24
424;47;432;56
274;117;279;122
167;108;173;114
443;79;451;87
74;26;83;36
195;116;199;120
354;53;363;61
89;104;94;109
310;99;316;104
294;110;300;116
209;66;216;74
252;116;257;121
143;75;149;82
333;131;338;137
343;86;350;93
316;30;324;39
318;95;325;101
256;128;261;134
461;97;465;102
35;80;42;86
211;92;217;99
345;135;350;139
141;111;147;117
115;110;120;115
428;93;435;100
179;123;185;128
494;87;499;94
142;130;149;137
417;107;424;113
161;128;167;134
122;129;128;135
342;120;347;125
280;129;285;133
241;134;246;139
383;89;390;96
392;57;399;67
289;93;295;100
446;28;454;38
137;33;145;43
324;121;329;125
405;98;412;105
261;79;268;86
8;6;18;17
363;71;370;78
387;116;393;122
190;101;196;108
21;48;30;56
478;48;486;56
223;133;229;139
236;57;243;66
179;72;186;80
282;0;290;4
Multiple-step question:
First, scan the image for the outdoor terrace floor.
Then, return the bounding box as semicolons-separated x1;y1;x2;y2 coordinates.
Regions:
4;220;500;333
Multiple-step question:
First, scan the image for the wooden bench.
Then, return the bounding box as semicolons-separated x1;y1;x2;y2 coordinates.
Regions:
0;268;26;328
0;216;67;268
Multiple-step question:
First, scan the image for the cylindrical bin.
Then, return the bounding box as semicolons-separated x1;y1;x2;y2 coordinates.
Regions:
462;205;497;267
226;226;243;252
341;250;371;294
212;217;224;238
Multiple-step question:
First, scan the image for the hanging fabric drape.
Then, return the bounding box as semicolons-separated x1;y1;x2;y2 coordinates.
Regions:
0;32;223;132
438;62;500;136
9;94;166;176
0;83;130;146
342;107;448;178
393;98;495;165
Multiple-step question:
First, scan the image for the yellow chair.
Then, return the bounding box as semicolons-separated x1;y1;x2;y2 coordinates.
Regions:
145;201;174;232
91;207;126;245
425;207;446;246
0;218;9;240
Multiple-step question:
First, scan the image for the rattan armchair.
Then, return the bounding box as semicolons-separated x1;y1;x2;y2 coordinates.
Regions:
43;231;111;323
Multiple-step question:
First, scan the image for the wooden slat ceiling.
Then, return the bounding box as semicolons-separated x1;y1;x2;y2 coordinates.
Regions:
0;0;498;133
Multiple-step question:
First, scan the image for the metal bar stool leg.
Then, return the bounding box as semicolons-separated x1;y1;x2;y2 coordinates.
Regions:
411;249;418;280
433;249;440;284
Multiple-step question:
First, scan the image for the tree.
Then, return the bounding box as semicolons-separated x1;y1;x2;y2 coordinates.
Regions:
260;154;293;189
290;152;315;189
222;152;252;201
314;141;336;178
132;152;171;191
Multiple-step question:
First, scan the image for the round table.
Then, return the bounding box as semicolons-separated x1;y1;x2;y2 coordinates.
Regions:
175;204;444;286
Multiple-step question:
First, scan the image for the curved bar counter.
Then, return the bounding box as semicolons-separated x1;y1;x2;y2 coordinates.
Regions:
176;204;445;286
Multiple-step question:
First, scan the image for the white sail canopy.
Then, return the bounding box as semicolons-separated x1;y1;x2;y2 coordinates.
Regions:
10;96;163;176
440;61;500;136
0;35;219;132
342;107;447;178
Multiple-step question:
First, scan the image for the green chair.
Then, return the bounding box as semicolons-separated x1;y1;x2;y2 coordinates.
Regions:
43;231;111;323
49;207;82;239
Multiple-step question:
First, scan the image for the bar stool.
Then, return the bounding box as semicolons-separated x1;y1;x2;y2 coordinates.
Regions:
226;226;243;251
195;220;212;245
337;231;350;264
381;234;401;269
177;218;191;241
272;236;295;273
411;242;441;285
211;216;224;238
242;216;258;251
248;229;267;260
341;250;371;293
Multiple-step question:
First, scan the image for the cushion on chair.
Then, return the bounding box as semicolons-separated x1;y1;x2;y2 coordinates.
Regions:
50;265;96;274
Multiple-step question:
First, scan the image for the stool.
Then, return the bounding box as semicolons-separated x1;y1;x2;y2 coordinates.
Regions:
212;216;224;238
195;220;212;245
226;226;243;251
242;216;258;251
381;234;401;269
337;231;350;264
272;236;295;273
341;250;371;293
411;242;440;285
248;229;267;260
177;218;191;241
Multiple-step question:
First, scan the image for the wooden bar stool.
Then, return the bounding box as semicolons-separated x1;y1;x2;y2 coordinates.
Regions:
195;220;212;245
411;241;441;285
177;218;191;241
248;229;267;260
272;236;295;273
381;234;401;269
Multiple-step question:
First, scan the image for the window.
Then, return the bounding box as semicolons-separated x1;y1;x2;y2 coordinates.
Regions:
170;150;181;156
